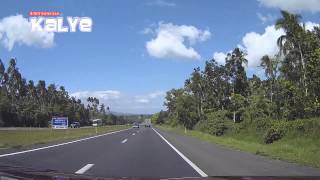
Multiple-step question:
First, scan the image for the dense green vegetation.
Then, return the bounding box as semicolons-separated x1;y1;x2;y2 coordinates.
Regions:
152;11;320;145
0;125;130;150
0;58;147;127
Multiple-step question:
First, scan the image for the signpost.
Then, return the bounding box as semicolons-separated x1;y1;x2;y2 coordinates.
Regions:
51;117;68;129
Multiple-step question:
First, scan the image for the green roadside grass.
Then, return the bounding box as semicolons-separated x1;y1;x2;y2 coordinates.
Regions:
157;125;320;168
0;125;130;150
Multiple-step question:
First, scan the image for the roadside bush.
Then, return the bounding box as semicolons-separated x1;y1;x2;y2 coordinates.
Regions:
253;118;271;130
262;120;286;144
256;118;320;144
263;127;285;144
208;119;227;136
168;115;179;127
195;111;320;143
227;120;246;134
205;110;229;136
194;119;208;132
286;118;320;137
304;119;320;136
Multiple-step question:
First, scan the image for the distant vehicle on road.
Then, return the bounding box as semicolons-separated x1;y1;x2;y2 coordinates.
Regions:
132;122;139;128
92;119;102;127
70;122;80;128
144;118;151;127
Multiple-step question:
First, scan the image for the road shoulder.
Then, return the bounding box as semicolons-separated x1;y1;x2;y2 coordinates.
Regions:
156;126;320;176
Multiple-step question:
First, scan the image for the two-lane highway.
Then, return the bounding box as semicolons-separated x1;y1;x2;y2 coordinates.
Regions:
0;127;202;178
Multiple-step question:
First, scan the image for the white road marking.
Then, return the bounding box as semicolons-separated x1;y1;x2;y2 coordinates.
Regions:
152;128;208;177
132;133;135;136
0;128;131;158
121;138;128;143
160;177;201;180
75;164;94;174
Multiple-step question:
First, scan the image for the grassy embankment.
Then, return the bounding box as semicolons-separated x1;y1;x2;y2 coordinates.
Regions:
157;122;320;168
0;125;130;150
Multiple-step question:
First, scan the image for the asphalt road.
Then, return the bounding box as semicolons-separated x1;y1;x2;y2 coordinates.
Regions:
0;126;319;178
0;127;200;178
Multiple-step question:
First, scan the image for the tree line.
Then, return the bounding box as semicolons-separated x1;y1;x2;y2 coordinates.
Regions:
0;59;140;127
152;11;320;139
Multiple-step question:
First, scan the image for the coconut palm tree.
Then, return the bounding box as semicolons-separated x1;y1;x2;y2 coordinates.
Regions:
276;10;307;96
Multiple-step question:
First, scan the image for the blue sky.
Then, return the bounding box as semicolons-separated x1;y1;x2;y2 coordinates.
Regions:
0;0;319;114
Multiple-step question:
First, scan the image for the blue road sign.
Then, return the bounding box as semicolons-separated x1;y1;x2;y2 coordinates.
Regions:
52;117;68;129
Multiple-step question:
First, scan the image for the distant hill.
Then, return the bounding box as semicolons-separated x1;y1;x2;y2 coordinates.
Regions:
107;111;152;117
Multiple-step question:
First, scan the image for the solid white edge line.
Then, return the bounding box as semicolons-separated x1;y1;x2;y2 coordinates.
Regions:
75;163;94;174
0;128;131;158
152;128;208;177
121;138;128;143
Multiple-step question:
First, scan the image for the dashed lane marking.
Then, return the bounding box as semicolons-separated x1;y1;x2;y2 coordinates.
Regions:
75;164;94;174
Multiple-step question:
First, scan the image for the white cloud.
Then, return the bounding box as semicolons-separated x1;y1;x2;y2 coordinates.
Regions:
305;21;319;31
213;52;227;65
71;90;165;114
136;98;150;104
240;25;285;67
145;22;211;60
257;13;276;24
213;21;319;73
146;0;176;7
240;22;319;67
212;21;319;78
0;14;54;51
258;0;320;12
70;90;121;100
148;91;165;98
135;91;165;104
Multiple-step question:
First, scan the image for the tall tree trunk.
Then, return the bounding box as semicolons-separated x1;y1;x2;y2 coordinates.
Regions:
270;83;273;103
298;44;308;96
197;83;204;119
232;83;236;123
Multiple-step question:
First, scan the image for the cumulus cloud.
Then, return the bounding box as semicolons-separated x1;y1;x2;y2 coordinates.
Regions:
213;21;319;70
240;22;319;67
0;14;54;51
213;52;227;65
70;90;121;100
145;22;211;60
135;91;165;104
258;0;320;12
240;25;285;67
305;21;320;31
71;90;165;114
